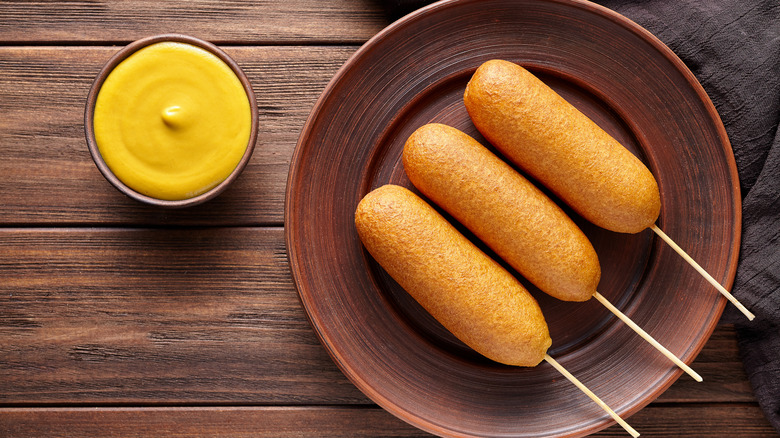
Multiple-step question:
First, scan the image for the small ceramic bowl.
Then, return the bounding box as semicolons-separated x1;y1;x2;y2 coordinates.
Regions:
84;34;258;208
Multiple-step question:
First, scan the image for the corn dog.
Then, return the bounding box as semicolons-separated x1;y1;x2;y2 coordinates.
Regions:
403;123;599;302
354;184;552;366
464;59;661;234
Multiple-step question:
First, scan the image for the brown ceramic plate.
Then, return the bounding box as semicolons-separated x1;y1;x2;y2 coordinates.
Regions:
285;0;740;436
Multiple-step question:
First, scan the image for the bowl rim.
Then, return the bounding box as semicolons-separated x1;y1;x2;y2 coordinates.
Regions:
84;33;258;208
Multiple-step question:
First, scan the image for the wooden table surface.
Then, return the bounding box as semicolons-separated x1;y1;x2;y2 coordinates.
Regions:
0;1;776;436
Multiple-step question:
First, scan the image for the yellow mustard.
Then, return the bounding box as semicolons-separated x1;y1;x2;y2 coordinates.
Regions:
93;41;251;200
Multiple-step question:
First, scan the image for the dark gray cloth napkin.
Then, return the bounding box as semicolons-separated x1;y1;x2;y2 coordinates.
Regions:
379;0;780;432
610;2;780;433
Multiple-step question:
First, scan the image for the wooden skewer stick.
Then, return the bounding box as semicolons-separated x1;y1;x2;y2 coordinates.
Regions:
649;224;755;321
593;292;702;382
544;354;640;437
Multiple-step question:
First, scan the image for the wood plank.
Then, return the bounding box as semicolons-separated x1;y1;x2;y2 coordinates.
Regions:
0;46;356;226
0;404;775;437
0;1;389;44
0;228;365;405
0;228;760;406
2;407;425;438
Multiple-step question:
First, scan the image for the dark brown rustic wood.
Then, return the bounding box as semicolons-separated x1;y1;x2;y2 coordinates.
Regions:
0;0;389;44
0;404;774;438
2;407;426;438
0;228;365;405
0;46;356;226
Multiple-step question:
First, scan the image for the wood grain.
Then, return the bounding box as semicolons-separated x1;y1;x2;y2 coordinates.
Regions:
0;0;388;44
0;405;774;438
0;46;355;226
0;1;773;436
1;407;425;437
0;228;364;405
